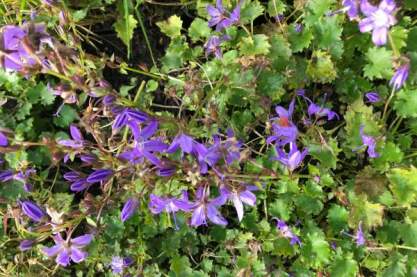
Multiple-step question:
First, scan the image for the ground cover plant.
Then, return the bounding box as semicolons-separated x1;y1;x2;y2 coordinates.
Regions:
0;0;417;276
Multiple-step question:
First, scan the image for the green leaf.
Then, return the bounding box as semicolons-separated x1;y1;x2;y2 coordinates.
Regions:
363;47;393;80
267;0;286;17
330;253;359;277
288;25;313;53
157;15;183;39
388;167;417;206
308;138;340;169
382;253;407;277
268;34;292;70
306;50;337;83
239;34;271;56
188;18;211;42
303;232;331;268
394;89;417;118
390;26;408;52
240;0;264;24
53;105;78;128
114;0;137;58
314;16;343;58
349;193;384;228
327;205;349;233
399;221;417;247
170;255;192;275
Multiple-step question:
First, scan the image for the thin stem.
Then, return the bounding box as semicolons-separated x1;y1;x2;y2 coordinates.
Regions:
382;87;396;122
134;2;158;71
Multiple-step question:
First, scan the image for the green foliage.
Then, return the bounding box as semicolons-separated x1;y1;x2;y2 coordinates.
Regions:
363;47;393;80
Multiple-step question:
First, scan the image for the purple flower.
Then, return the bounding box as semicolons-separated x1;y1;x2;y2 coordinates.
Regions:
1;24;50;72
190;186;227;227
342;0;359;20
0;170;14;182
42;233;93;267
149;191;193;229
390;64;409;91
121;198;139;222
111;256;134;274
207;0;240;31
119;138;167;167
365;91;380;103
307;103;339;121
79;154;97;165
86;169;113;184
204;130;242;168
220;185;257;222
273;218;301;246
20;201;46;222
57;124;84;149
0;131;8;146
356;222;365;246
205;35;230;59
19;239;35;251
294;23;303;33
273;142;308;172
14;168;36;192
359;0;396;46
267;99;298;146
359;125;379;158
167;133;195;155
64;171;90;192
112;108;148;130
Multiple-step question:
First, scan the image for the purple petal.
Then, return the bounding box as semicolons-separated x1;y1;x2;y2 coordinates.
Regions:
239;190;257;206
70;247;88;263
42;245;63;257
71;234;93;247
86;169;113;183
69;125;83;141
19;239;34;251
0;170;14;182
206;205;227;226
190;205;206;227
232;195;244;222
0;131;8;146
56;248;71;267
121;198;139;222
63;171;81;182
358;17;374;33
21;201;45;222
372;27;387;46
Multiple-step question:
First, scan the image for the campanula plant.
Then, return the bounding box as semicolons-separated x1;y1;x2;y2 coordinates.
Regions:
0;0;417;275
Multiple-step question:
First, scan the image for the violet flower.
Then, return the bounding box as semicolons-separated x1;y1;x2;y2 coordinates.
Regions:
307;103;339;121
19;239;35;251
273;218;301;246
57;124;84;149
121;198;139;222
0;168;35;192
342;0;359;20
205;35;229;59
190;186;227;227
359;0;396;46
390;64;409;91
20;200;46;222
1;24;50;72
220;185;257;222
112;108;148;131
86;169;113;184
111;256;134;274
207;0;240;31
0;131;8;146
267;99;298;146
42;233;93;267
365;91;380;103
273;142;308;172
149;191;193;229
204;129;242;167
359;125;379;158
64;171;89;192
356;222;365;246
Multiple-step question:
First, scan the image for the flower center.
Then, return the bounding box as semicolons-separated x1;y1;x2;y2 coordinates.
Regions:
372;9;389;28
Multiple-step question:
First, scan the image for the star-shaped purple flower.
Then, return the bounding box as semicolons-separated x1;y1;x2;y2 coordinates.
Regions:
42;233;93;267
190;186;227;227
359;125;379;158
273;142;308;172
220;185;257;222
359;0;396;46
